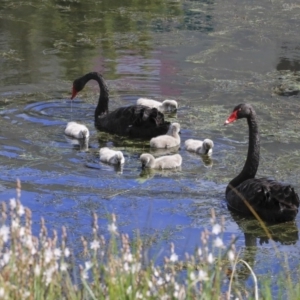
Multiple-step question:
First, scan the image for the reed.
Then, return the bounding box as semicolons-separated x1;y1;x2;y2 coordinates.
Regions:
0;180;298;299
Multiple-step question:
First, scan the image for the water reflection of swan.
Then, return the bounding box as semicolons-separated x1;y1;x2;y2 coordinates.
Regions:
201;155;213;168
64;135;89;152
228;211;298;289
139;166;182;182
70;72;170;139
230;211;298;247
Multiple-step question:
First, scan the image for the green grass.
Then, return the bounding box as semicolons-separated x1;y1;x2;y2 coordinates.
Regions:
0;180;299;299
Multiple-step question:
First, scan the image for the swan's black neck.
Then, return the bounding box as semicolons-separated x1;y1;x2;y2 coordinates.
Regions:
226;111;260;195
80;72;109;119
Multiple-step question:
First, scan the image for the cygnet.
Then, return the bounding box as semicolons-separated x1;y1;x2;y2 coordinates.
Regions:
99;147;125;165
65;122;89;139
140;153;182;169
137;98;178;112
150;123;181;149
185;138;214;156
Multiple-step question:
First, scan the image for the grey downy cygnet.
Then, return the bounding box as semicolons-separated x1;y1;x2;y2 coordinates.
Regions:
136;98;178;112
140;153;182;169
99;147;125;165
65;121;90;139
150;123;181;149
185;138;214;156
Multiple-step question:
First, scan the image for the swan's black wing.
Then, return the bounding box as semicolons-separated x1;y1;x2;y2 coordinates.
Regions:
95;105;170;139
226;178;299;223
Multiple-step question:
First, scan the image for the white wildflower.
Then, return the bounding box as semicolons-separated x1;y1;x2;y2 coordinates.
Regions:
174;282;180;292
207;253;214;264
11;219;19;229
212;224;221;235
54;248;61;259
17;204;25;216
123;262;129;272
148;280;153;289
60;262;68;272
126;286;132;295
44;248;53;264
0;288;5;297
2;252;10;265
165;273;171;282
124;252;133;262
84;261;92;271
198;269;209;281
23;290;30;299
44;268;54;286
10;198;16;209
0;225;10;242
197;247;202;257
214;237;224;248
157;277;164;285
131;262;141;273
170;253;178;262
228;250;235;262
136;291;143;299
22;235;34;250
31;246;37;255
34;265;41;276
90;240;100;250
64;248;70;258
19;226;25;237
107;223;117;234
189;271;196;281
81;270;88;280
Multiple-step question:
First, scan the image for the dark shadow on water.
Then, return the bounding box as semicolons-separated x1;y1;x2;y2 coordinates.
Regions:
228;210;298;285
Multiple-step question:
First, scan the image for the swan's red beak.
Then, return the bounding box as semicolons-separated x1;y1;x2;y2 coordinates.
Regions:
224;110;238;125
71;86;78;100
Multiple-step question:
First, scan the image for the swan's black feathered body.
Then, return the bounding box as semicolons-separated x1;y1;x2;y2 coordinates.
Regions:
224;103;299;223
71;72;170;139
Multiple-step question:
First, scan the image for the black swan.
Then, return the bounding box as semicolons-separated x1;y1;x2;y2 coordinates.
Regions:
224;103;299;223
71;72;170;139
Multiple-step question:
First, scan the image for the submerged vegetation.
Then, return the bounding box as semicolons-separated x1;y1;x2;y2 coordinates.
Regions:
0;181;299;300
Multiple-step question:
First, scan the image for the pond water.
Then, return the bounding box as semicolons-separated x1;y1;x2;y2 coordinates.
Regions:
1;0;300;294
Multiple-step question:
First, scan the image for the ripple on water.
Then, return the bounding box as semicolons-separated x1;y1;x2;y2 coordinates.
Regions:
18;100;93;126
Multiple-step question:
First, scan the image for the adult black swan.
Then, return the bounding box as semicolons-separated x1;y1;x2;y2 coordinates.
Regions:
224;103;299;223
70;72;170;139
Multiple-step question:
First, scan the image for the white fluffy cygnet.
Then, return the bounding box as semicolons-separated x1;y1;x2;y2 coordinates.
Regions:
140;153;182;169
185;138;214;156
99;147;125;165
150;123;181;149
137;98;178;112
65;122;90;139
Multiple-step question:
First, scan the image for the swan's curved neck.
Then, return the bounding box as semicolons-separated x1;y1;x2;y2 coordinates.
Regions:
82;72;109;118
226;112;260;195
